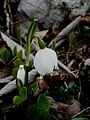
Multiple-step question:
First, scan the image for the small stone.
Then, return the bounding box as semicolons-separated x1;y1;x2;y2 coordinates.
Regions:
84;58;90;66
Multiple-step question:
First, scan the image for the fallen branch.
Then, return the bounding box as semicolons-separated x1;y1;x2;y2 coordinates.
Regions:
0;76;14;84
0;31;34;60
55;39;65;48
67;60;75;69
58;60;78;78
48;16;81;47
72;107;90;119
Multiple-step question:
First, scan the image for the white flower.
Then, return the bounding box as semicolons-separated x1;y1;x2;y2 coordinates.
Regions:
17;65;25;84
34;47;58;75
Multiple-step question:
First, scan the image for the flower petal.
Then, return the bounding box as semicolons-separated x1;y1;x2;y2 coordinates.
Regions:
17;65;25;84
34;48;58;75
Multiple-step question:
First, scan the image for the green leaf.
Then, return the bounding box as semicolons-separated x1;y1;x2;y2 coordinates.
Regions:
27;95;50;120
33;35;46;49
26;19;37;56
37;94;49;111
37;94;50;120
51;41;56;50
68;32;75;52
0;48;10;63
38;37;46;49
17;27;22;39
12;67;18;77
24;65;29;87
13;96;23;106
13;87;27;106
24;47;28;58
28;59;33;70
25;19;38;66
27;19;38;44
28;104;42;120
12;46;17;56
16;79;23;92
17;50;22;59
40;88;49;96
13;58;22;67
28;82;38;96
72;117;88;120
20;87;27;100
69;32;74;43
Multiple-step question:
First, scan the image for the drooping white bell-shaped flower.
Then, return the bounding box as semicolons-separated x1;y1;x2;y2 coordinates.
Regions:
34;47;58;75
17;65;25;84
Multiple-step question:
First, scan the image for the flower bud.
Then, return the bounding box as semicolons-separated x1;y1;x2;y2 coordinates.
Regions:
17;65;25;84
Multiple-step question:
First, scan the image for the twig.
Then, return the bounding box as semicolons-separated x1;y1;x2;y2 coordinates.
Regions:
58;60;78;78
55;39;65;48
72;107;90;118
48;16;81;47
0;76;14;84
67;60;75;68
0;31;34;60
7;57;17;66
4;0;13;33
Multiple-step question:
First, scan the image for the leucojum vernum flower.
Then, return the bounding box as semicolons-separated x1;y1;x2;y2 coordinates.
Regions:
13;19;38;105
34;47;58;75
14;19;58;106
17;65;25;85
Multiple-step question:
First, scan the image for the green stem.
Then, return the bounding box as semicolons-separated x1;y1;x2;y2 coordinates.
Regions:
25;65;29;87
25;19;38;86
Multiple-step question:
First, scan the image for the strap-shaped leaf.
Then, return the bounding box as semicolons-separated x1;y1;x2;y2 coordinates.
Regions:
25;19;38;66
20;87;27;100
16;79;23;92
34;35;46;49
27;19;38;44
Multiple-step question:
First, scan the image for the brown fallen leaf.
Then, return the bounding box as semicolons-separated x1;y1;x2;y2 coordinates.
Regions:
0;65;12;79
70;14;90;24
66;99;80;118
47;96;80;119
